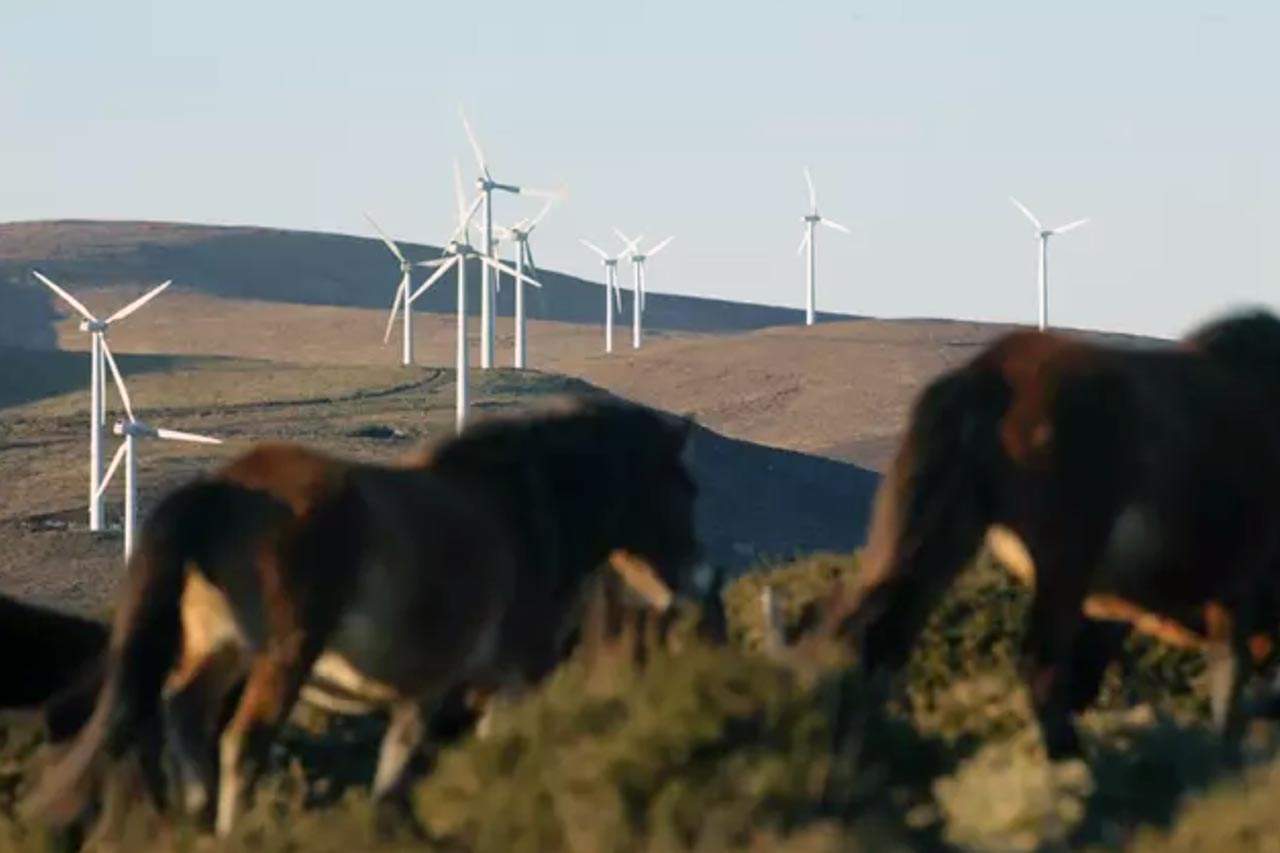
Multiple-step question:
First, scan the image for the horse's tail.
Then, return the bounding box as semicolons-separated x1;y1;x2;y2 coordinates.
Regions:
23;479;234;825
832;362;1010;676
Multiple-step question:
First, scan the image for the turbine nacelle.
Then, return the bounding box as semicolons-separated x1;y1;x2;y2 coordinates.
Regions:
78;319;109;333
113;419;156;439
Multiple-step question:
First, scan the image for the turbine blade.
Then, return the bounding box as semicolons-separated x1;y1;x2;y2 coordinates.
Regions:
383;281;405;343
448;194;484;244
580;238;610;260
804;167;817;211
518;185;563;200
797;230;810;255
105;280;171;324
482;255;539;287
452;159;468;222
408;256;458;303
32;271;97;322
155;427;222;445
416;257;451;268
647;236;674;258
1009;196;1042;230
100;341;134;423
363;212;406;263
820;218;851;234
97;442;128;500
523;242;540;281
614;278;623;313
459;107;491;179
527;198;555;230
1051;218;1090;235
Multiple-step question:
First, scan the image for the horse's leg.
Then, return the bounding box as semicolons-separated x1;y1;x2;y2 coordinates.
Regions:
163;643;247;818
215;641;316;838
1204;601;1249;750
1020;522;1112;757
373;701;426;799
1065;620;1130;713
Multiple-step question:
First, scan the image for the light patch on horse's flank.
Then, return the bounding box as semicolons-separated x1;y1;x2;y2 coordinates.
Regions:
310;652;399;706
167;566;246;693
985;525;1035;589
1082;594;1206;650
608;550;674;612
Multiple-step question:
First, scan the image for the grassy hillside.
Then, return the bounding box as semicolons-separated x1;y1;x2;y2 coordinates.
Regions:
0;552;1272;851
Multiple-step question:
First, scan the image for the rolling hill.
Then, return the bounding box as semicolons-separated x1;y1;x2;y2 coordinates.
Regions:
0;220;845;350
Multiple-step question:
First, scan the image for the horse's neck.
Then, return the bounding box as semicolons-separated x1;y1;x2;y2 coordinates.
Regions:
518;447;621;584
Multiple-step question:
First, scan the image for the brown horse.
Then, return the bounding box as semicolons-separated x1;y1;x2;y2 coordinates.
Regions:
833;311;1280;757
27;398;701;837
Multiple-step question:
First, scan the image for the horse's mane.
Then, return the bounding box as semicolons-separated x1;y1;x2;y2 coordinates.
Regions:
414;395;678;475
419;396;682;588
1186;310;1280;392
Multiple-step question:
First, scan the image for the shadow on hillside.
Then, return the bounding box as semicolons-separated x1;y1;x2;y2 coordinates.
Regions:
688;426;879;572
0;347;186;410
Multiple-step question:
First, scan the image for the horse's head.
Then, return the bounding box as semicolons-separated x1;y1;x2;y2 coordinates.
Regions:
1186;309;1280;397
599;404;703;603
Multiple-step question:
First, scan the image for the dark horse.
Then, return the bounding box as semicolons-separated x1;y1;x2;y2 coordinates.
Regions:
0;594;106;736
27;398;701;837
833;311;1280;757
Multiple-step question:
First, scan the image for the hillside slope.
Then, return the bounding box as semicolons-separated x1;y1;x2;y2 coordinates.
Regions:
0;353;875;611
0;220;842;348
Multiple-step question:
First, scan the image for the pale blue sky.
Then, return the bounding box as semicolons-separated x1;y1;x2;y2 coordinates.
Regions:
4;1;1277;337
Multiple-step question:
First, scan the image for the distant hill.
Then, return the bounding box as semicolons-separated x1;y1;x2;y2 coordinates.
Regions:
0;220;844;349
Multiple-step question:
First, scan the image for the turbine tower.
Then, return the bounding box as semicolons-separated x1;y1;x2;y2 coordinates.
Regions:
1010;197;1090;331
98;343;220;558
493;198;555;369
410;175;538;431
459;108;559;371
615;230;673;350
798;168;851;326
364;212;422;366
580;238;629;353
31;271;171;532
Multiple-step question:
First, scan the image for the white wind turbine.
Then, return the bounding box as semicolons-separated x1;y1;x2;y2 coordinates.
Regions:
459;108;560;371
492;198;554;369
798;168;851;326
31;271;171;532
409;172;539;431
98;343;221;558
365;212;425;366
1010;197;1090;331
614;230;673;350
580;238;631;353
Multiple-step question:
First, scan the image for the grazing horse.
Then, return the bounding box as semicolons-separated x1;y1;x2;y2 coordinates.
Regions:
832;311;1280;756
26;399;701;837
0;594;106;720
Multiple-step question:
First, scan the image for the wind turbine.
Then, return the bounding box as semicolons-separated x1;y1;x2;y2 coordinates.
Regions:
409;173;539;431
98;343;220;559
459;108;560;371
1010;197;1090;331
615;230;673;350
492;198;554;369
798;168;851;326
31;271;171;532
364;212;423;366
580;238;630;353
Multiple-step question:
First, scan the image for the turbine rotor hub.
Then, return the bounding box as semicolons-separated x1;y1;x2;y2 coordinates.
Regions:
114;419;154;438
